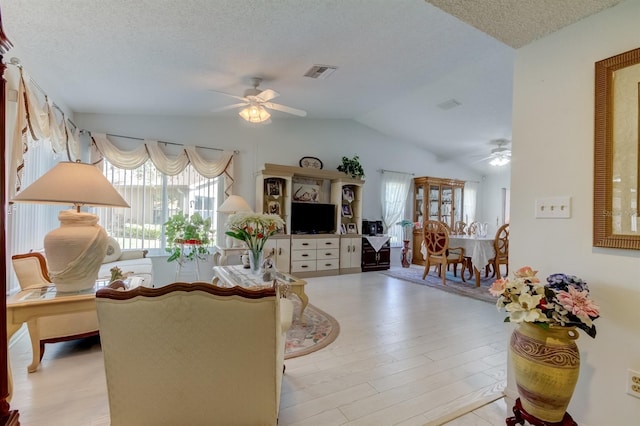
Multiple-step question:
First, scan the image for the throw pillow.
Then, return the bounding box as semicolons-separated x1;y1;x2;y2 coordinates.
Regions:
103;237;122;263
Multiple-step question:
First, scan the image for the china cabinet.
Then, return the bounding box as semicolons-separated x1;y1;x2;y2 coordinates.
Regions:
412;176;465;266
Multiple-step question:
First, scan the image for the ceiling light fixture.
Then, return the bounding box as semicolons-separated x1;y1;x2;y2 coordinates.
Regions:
238;102;271;123
489;155;510;167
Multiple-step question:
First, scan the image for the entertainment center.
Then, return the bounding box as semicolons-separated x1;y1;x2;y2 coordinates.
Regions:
255;163;364;277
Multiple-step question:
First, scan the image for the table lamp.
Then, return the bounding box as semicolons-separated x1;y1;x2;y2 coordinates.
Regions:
11;161;130;292
218;195;252;248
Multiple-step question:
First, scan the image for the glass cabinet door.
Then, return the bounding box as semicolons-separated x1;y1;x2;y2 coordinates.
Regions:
429;185;440;221
414;184;424;225
453;187;463;224
441;185;453;226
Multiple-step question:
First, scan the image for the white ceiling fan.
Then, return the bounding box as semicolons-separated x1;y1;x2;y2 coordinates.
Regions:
475;139;511;166
210;77;307;123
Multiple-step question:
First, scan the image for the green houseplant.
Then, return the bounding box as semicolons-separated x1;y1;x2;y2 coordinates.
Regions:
164;211;213;263
337;155;365;179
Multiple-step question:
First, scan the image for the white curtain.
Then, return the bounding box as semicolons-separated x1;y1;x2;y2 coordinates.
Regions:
381;171;413;246
464;181;478;224
9;69;80;199
90;133;235;195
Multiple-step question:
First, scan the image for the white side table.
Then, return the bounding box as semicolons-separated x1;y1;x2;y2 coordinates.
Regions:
211;245;246;266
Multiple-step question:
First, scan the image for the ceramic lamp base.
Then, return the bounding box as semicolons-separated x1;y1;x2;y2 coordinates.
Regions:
45;210;108;292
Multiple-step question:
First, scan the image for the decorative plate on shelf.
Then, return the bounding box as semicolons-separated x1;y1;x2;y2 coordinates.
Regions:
299;156;323;169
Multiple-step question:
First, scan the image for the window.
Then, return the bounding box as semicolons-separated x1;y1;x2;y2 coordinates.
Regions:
381;171;413;247
96;159;221;254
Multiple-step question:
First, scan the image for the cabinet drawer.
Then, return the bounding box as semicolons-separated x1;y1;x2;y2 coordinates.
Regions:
291;260;317;273
291;239;316;250
317;248;339;259
316;259;339;271
291;250;317;261
316;238;339;249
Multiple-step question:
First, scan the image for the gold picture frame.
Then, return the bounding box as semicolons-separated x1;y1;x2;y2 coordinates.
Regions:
594;47;640;250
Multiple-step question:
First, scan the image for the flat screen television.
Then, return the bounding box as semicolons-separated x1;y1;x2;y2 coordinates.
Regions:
291;202;336;234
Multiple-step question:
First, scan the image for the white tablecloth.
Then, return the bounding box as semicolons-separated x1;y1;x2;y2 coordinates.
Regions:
448;235;495;270
364;235;390;252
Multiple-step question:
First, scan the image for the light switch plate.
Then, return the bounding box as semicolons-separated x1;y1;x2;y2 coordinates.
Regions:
535;197;571;219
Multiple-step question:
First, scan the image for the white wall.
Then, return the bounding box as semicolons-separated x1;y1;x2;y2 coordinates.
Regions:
75;113;488;285
510;1;640;424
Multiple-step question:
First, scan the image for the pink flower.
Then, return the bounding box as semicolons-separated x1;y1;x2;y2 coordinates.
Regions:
514;266;540;283
489;278;508;296
557;286;600;320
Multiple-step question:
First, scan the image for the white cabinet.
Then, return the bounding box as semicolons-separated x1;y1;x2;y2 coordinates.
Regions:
340;236;362;274
291;236;339;277
263;236;291;273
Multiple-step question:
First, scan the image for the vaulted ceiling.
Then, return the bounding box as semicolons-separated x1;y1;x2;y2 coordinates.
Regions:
2;0;622;174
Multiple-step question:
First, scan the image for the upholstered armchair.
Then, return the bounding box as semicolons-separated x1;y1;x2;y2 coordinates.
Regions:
96;282;293;426
11;252;100;371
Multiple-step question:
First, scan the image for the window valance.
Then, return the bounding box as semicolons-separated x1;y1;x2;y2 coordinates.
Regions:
90;133;235;195
10;69;80;197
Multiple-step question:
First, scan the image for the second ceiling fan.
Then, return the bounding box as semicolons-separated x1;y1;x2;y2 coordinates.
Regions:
211;77;307;123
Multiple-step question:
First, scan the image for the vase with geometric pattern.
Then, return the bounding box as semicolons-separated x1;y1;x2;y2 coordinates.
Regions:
510;322;580;422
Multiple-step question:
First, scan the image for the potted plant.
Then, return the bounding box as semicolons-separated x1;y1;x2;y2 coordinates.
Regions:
164;211;213;263
337;155;365;179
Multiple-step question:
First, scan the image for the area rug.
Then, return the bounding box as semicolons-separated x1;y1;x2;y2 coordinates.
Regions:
380;265;497;304
285;298;340;359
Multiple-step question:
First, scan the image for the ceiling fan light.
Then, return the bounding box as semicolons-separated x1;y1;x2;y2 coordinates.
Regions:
239;105;271;123
490;156;510;167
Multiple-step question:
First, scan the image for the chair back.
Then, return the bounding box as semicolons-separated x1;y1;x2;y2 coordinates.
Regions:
453;221;466;235
96;282;287;426
423;220;449;257
467;221;479;236
494;223;509;260
12;252;51;289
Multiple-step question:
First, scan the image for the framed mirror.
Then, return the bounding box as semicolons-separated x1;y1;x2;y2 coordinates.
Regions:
594;47;640;249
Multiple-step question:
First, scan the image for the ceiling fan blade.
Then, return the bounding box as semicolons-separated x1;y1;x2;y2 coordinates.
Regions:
208;89;247;102
264;102;307;117
210;102;248;113
256;89;279;102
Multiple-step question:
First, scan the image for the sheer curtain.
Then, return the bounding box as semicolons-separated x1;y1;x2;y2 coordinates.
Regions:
381;171;413;247
464;181;478;224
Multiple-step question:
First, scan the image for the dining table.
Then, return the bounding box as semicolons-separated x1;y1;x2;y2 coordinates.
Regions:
448;235;495;287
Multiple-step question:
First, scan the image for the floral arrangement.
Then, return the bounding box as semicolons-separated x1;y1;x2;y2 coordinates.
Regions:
225;212;285;253
109;266;131;282
489;266;600;338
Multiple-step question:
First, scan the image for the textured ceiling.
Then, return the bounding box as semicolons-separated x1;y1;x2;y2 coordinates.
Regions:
427;0;621;48
1;0;622;174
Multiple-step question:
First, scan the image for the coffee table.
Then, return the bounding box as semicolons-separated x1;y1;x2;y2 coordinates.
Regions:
212;265;309;318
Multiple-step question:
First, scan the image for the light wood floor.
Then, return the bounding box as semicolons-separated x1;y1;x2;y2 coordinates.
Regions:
8;267;511;425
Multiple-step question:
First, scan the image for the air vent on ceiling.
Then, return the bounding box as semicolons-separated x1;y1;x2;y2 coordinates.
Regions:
304;64;338;79
437;99;462;110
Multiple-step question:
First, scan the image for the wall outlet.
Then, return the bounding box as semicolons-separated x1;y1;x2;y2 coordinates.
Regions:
627;369;640;399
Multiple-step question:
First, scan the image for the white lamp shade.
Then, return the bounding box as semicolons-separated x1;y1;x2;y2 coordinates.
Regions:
238;105;271;123
11;161;129;209
218;195;252;213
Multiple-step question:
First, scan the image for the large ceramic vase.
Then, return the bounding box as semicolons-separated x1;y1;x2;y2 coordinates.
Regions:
401;240;412;267
510;322;580;422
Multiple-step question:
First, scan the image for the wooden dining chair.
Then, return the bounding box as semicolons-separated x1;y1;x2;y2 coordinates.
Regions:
421;220;466;285
453;221;466;235
486;223;509;279
466;221;478;236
